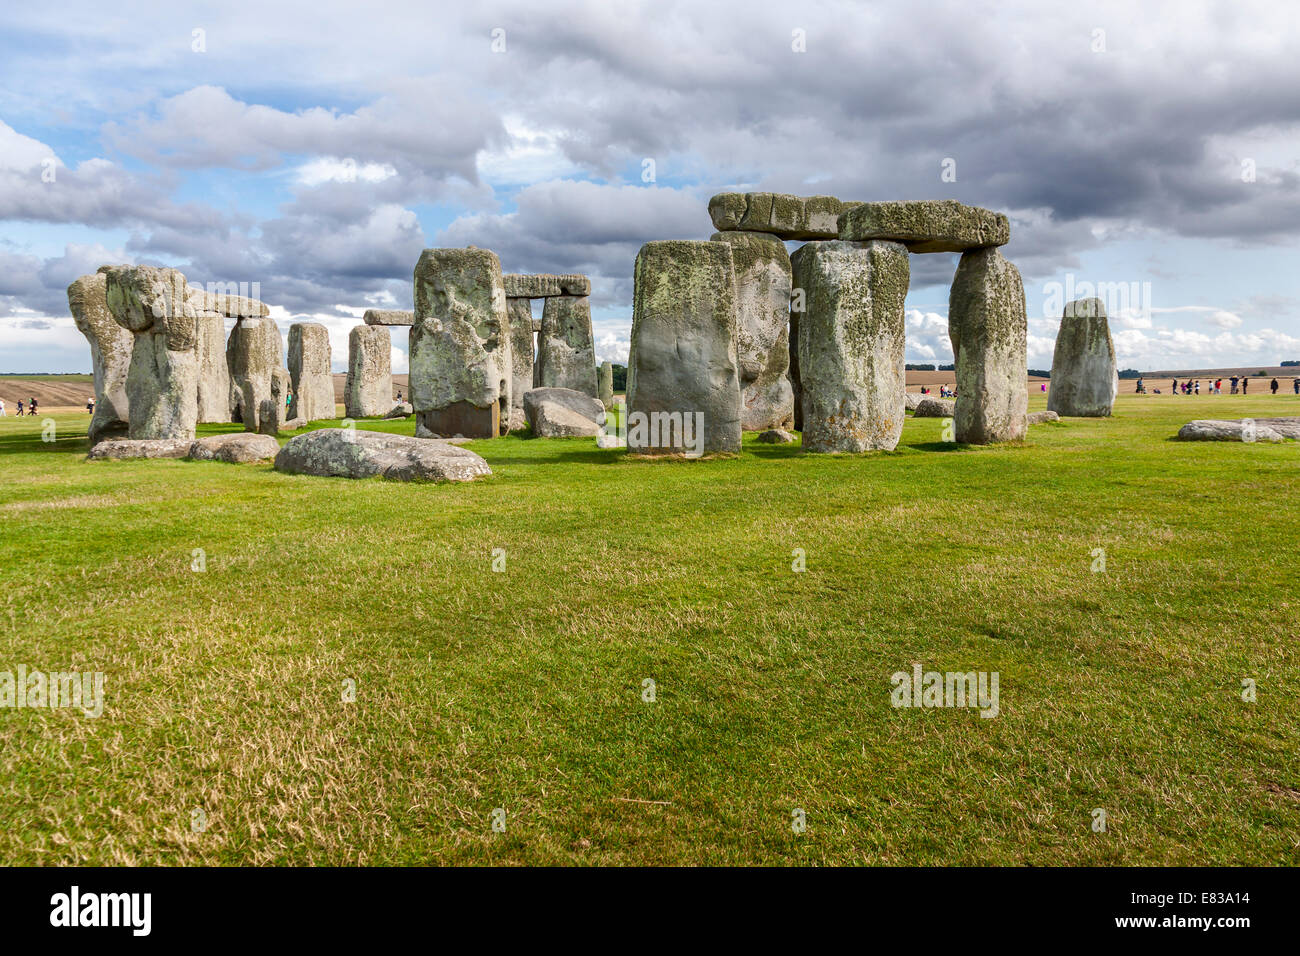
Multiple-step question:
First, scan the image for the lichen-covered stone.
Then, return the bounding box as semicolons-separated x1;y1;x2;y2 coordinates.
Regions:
502;273;590;297
1176;418;1299;442
87;437;192;460
839;200;1010;253
535;295;597;397
288;322;335;422
1027;410;1060;425
711;230;793;430
345;325;392;419
913;396;956;418
185;285;268;318
507;297;535;428
523;387;605;429
227;316;286;433
708;193;863;241
598;360;614;409
1047;298;1118;417
948;247;1028;444
188;432;280;463
756;428;795;444
628;240;741;455
410;247;511;438
274;428;491;482
194;312;232;423
67;273;132;444
362;309;414;326
793;240;909;453
102;265;200;440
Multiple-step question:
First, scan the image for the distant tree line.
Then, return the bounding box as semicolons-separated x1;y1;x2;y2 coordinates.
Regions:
1282;360;1299;367
1028;369;1051;378
611;364;627;392
1118;369;1142;379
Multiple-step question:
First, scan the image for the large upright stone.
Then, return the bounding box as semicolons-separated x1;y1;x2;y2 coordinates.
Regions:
792;240;909;453
708;193;863;241
194;312;232;423
102;265;200;440
838;200;1009;253
711;231;793;430
1048;298;1118;417
410;247;510;439
345;325;392;419
227;315;287;432
507;297;535;431
288;322;335;422
628;240;740;456
67;273;132;444
948;247;1028;444
535;295;597;397
598;360;614;409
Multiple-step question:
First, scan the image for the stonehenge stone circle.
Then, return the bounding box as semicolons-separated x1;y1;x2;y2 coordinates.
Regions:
288;322;335;422
102;265;200;441
502;273;590;297
1047;297;1118;417
535;295;597;397
709;192;863;241
599;360;614;409
345;324;392;419
792;240;909;453
710;230;794;431
410;247;511;439
507;297;535;431
227;315;287;433
838;200;1010;253
274;429;492;482
363;309;414;326
628;240;741;456
67;273;132;444
948;247;1028;444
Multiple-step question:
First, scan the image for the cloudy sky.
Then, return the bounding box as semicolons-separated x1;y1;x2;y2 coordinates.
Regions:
2;0;1298;374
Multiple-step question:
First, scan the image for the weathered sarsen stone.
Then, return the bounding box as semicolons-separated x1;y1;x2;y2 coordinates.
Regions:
628;240;741;455
102;265;200;440
345;325;392;418
535;295;597;397
1048;297;1118;417
507;297;535;431
839;200;1009;253
709;193;863;241
363;309;414;326
523;387;605;437
227;316;288;432
274;428;492;482
792;240;909;453
599;360;614;409
68;273;132;444
188;432;280;463
288;322;335;422
948;247;1028;444
194;312;232;423
502;273;590;297
410;247;511;439
711;230;793;430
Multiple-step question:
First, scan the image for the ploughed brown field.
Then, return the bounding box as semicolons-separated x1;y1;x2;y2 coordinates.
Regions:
5;368;1298;413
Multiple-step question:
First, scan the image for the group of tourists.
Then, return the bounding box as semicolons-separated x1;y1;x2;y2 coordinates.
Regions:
0;397;38;416
1166;376;1298;395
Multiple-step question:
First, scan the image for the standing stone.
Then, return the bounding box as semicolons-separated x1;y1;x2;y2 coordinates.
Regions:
507;297;535;431
1047;297;1118;417
792;240;909;453
628;240;740;456
226;316;286;433
67;273;132;444
345;325;392;419
948;247;1028;444
598;360;614;409
288;322;335;422
102;265;200;440
195;312;231;423
409;248;510;439
711;231;793;430
788;312;803;432
535;295;597;397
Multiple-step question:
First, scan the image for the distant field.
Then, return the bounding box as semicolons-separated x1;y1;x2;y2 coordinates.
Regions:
1;394;1296;865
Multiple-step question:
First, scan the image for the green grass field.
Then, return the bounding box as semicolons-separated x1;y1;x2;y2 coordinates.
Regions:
1;394;1297;865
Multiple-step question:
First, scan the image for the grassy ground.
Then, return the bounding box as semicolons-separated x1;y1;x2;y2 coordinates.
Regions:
1;394;1297;865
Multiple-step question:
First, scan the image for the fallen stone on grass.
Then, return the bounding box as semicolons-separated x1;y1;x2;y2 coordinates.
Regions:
188;433;280;463
1027;410;1060;425
913;396;956;418
524;387;605;427
274;428;491;481
904;392;923;411
385;402;414;419
527;400;602;437
87;438;192;460
1176;419;1293;442
756;428;796;444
